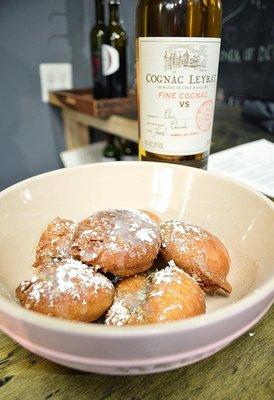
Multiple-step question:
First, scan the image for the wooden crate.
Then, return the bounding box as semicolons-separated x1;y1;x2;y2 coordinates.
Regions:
49;88;136;118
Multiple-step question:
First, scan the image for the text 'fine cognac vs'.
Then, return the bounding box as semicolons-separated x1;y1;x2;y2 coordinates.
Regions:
136;0;222;169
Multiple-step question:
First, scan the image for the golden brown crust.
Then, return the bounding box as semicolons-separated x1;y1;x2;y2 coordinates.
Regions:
71;209;161;277
105;274;148;326
145;265;206;323
116;274;147;297
16;259;115;322
160;220;231;294
105;263;205;326
33;218;77;269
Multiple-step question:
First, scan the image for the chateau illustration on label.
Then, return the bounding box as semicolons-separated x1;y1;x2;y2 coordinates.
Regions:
164;45;207;72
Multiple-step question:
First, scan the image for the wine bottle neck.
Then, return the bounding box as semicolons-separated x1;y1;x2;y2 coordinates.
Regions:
109;1;120;25
95;0;105;24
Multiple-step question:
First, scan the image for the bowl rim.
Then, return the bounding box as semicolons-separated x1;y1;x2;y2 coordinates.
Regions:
0;161;273;337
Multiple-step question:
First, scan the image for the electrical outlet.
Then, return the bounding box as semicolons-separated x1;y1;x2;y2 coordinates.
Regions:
39;63;73;103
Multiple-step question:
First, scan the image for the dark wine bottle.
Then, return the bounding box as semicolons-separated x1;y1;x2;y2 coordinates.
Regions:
106;0;128;98
136;0;222;169
102;136;121;161
120;139;138;161
90;0;108;99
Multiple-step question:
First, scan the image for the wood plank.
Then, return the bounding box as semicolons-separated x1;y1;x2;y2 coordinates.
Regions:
0;307;272;400
63;109;138;143
49;88;136;117
62;110;90;150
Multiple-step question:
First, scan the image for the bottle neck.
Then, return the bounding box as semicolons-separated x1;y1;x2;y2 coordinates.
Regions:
95;0;104;24
109;1;120;25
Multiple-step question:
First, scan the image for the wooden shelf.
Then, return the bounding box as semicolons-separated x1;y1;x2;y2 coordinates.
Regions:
49;88;136;118
49;87;138;150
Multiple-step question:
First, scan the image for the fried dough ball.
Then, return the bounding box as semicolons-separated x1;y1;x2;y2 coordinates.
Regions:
160;220;231;294
105;262;205;326
33;217;77;269
16;259;115;322
71;209;161;277
140;210;163;225
105;274;147;326
144;263;206;323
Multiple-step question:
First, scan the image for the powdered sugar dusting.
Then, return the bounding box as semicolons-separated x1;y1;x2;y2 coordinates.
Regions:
105;299;131;326
34;217;78;268
105;275;148;326
72;209;161;270
161;220;231;293
149;289;164;298
55;259;113;295
18;259;114;307
161;220;209;252
152;262;181;285
125;209;159;226
105;261;197;326
136;228;154;243
168;259;176;268
105;291;147;326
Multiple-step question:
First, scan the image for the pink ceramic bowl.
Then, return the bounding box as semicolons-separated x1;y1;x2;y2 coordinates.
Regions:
0;162;273;375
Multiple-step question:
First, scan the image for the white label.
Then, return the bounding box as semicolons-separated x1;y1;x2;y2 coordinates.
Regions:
138;37;221;155
102;44;120;76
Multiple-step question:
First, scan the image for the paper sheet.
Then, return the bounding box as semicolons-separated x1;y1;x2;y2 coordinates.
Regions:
208;139;274;198
60;141;107;168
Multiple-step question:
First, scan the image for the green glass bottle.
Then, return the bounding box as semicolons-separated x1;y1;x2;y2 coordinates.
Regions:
102;136;121;161
136;0;222;169
120;139;138;161
106;0;128;98
90;0;108;99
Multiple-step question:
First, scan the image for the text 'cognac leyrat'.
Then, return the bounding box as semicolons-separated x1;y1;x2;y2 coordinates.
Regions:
136;0;222;169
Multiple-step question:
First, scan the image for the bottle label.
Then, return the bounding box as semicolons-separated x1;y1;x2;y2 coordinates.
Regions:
138;37;221;155
102;44;120;76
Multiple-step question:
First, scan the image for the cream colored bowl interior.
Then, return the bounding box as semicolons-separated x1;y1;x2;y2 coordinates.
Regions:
0;162;273;317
